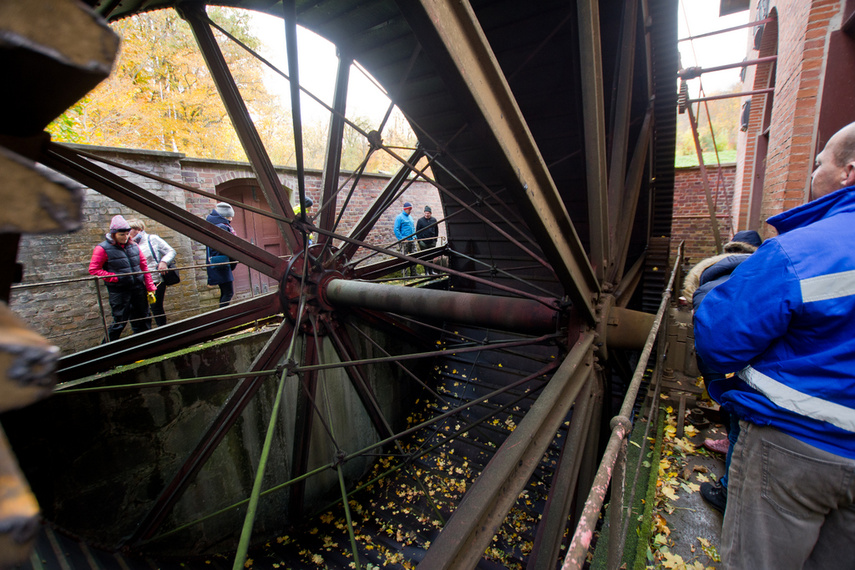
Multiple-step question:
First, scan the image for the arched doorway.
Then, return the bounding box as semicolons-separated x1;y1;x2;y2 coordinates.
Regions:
218;177;291;297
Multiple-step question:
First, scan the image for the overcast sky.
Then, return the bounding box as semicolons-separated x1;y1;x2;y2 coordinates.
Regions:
250;3;751;122
678;2;750;96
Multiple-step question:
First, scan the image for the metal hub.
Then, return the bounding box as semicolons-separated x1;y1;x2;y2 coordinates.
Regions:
281;245;346;335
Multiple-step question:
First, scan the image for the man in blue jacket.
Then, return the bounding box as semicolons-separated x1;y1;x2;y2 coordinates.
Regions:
394;202;416;276
695;122;855;568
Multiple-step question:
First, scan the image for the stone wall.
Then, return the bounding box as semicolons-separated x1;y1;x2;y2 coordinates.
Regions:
735;1;845;234
10;144;440;354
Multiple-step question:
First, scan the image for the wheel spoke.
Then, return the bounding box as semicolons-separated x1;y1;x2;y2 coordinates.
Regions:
605;0;640;285
337;147;426;261
576;0;610;285
288;333;321;516
181;5;302;251
42;143;283;278
57;293;281;382
397;1;599;322
327;319;395;439
612;109;653;285
419;332;595;568
295;333;562;375
282;0;310;239
317;53;352;239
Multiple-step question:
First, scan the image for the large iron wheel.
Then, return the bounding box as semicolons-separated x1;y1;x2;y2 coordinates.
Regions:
2;0;676;568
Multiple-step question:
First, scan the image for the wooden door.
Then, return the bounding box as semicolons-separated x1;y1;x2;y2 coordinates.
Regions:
217;179;289;296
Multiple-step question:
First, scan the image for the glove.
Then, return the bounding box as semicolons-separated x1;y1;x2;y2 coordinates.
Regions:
147;291;157;305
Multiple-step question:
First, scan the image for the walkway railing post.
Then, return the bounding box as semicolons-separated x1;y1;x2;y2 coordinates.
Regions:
93;277;109;340
607;435;628;569
563;243;683;569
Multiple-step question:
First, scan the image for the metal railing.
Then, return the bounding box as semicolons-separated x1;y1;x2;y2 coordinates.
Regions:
563;242;681;569
10;259;237;343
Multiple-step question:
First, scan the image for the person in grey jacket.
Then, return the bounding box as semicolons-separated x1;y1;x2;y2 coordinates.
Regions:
129;218;176;327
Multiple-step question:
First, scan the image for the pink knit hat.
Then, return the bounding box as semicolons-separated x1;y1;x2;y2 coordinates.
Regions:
109;215;131;233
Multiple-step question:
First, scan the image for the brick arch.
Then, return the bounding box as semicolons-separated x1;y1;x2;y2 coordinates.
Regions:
742;9;778;231
816;0;855;152
214;177;293;297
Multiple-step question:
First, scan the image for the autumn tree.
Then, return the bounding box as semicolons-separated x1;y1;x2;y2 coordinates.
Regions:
675;83;741;157
49;8;284;162
48;7;418;174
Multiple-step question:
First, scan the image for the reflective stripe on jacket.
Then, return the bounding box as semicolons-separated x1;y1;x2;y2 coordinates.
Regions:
695;186;855;459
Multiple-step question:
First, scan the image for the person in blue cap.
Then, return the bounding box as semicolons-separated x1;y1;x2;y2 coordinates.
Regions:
394;202;416;276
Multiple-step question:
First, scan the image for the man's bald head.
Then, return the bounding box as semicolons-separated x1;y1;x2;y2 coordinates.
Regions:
811;122;855;200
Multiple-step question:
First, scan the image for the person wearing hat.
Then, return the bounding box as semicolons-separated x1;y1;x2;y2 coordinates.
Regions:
293;197;316;245
681;229;763;514
206;202;239;307
88;214;157;342
415;205;439;274
394;202;416;276
128;218;177;327
293;196;313;216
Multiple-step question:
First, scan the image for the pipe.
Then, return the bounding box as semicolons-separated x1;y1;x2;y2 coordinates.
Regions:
324;279;559;334
606;306;655;350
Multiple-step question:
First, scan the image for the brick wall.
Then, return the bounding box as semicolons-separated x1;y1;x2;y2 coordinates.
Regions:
671;164;737;265
734;1;844;235
10;145;439;353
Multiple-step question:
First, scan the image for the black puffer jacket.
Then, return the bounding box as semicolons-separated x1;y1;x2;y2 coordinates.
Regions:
99;239;147;291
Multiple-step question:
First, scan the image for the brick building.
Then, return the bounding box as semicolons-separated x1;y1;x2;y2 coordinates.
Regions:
733;0;855;233
671;163;737;265
10;145;440;353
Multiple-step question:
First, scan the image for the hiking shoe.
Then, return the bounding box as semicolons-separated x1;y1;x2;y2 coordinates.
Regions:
704;437;729;455
700;481;727;513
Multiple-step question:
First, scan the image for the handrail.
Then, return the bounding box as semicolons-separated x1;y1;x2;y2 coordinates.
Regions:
8;260;254;344
563;241;683;568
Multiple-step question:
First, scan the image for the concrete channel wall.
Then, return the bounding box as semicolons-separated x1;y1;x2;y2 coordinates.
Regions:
2;323;420;555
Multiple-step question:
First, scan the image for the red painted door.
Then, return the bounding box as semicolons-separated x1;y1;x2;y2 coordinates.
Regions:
218;179;288;297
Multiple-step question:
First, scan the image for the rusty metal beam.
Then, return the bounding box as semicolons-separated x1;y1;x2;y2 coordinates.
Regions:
678;55;778;79
328;320;396;440
686;104;723;254
289;334;319;517
418;332;595;569
42;143;284;279
57;293;280;382
612;109;652;285
324;279;558;334
615;251;647;308
129;320;294;546
318;53;351;240
282;0;309;236
180;5;302;252
527;378;594;570
688;87;774;104
605;0;639;284
397;0;599;324
351;243;447;280
678;17;774;42
577;0;610;285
